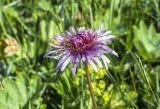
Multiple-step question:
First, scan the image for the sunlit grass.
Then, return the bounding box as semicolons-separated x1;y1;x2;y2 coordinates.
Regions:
0;0;160;109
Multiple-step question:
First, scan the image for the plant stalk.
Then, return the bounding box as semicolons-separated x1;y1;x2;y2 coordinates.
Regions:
85;61;98;109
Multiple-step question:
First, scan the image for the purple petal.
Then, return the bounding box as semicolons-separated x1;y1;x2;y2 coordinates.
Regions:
73;53;80;62
87;50;99;57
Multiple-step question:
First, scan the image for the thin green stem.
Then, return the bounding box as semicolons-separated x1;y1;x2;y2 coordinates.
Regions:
85;61;98;109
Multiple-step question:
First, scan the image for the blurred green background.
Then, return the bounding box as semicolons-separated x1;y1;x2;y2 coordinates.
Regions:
0;0;160;109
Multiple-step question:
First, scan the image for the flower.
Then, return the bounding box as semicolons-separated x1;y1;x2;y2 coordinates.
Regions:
0;38;20;57
45;25;118;76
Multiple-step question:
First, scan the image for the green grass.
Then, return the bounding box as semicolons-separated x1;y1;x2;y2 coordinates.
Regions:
0;0;160;109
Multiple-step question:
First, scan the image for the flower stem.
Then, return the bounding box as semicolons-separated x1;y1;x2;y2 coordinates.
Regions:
85;61;98;109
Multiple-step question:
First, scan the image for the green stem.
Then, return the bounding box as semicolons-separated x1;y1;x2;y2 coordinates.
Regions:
85;61;98;109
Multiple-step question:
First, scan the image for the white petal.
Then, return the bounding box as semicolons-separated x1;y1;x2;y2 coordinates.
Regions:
82;54;86;62
72;62;77;76
112;51;118;57
101;54;110;63
61;57;71;71
88;59;98;72
56;54;70;70
101;31;112;36
76;54;81;62
79;27;85;32
53;54;64;59
92;57;103;68
102;46;118;57
46;53;65;59
66;31;72;36
54;36;64;41
97;24;104;33
101;56;108;70
49;43;63;48
51;51;68;59
97;35;115;42
44;49;63;57
45;51;67;59
72;27;77;34
100;24;104;29
97;28;101;34
86;29;93;34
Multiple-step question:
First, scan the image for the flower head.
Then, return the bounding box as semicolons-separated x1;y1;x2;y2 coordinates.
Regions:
45;25;118;76
0;38;20;57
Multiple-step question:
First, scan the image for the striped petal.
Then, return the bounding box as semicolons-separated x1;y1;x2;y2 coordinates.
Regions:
45;53;65;59
44;49;63;57
71;54;80;76
97;24;104;34
88;59;98;72
79;27;85;32
49;43;64;48
112;51;118;57
101;54;110;63
72;27;77;34
56;54;70;71
53;54;64;59
72;62;77;76
82;53;86;62
51;51;68;59
92;57;103;68
61;57;71;71
100;31;111;36
101;55;108;70
54;36;64;41
102;46;118;57
97;35;115;42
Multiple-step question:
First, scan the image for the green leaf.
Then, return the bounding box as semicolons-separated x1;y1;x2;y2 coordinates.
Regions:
0;90;8;109
2;78;21;104
3;7;19;18
133;21;160;62
16;73;28;104
29;75;44;102
0;73;45;109
38;0;51;11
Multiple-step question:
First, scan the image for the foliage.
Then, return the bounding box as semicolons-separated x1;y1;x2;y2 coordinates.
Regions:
0;0;160;109
133;21;160;62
